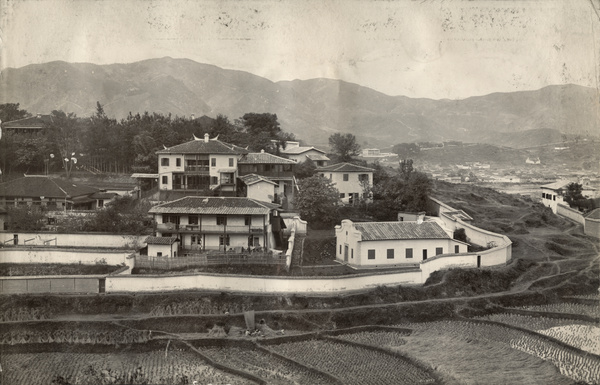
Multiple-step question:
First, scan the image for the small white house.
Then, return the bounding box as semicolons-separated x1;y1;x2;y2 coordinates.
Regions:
335;219;469;268
238;174;277;203
281;146;330;166
317;162;374;203
145;236;180;258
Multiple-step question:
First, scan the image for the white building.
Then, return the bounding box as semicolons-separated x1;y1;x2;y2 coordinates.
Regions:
317;162;374;203
281;146;330;167
148;196;283;255
335;219;469;268
155;133;247;196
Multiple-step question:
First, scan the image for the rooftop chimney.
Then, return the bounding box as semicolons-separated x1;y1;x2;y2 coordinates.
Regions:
417;211;426;224
204;133;209;143
261;149;265;153
190;114;195;120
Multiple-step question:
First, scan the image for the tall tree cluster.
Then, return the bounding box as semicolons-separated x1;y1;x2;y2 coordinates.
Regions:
0;104;294;176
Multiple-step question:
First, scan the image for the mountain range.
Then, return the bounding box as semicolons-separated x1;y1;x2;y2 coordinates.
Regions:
1;57;598;148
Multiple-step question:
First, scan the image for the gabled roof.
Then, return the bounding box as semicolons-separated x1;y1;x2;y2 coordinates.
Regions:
239;151;296;164
2;114;53;129
317;162;375;173
306;153;330;161
239;174;278;186
354;221;451;241
0;176;99;199
156;137;248;155
145;236;179;245
281;146;327;155
541;180;571;191
149;196;279;215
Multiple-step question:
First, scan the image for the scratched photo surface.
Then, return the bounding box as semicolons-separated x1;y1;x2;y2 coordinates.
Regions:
0;1;599;385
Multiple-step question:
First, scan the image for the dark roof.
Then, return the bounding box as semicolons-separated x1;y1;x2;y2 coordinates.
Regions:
2;114;53;129
585;208;600;219
540;180;571;191
282;146;327;155
239;174;278;186
317;162;375;173
354;221;450;241
149;196;279;215
239;152;296;164
145;236;179;245
0;176;100;199
90;192;118;199
155;137;248;155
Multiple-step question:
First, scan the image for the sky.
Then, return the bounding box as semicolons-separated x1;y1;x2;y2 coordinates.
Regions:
1;0;599;99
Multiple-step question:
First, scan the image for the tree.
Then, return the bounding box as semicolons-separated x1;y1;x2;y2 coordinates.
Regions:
564;182;585;209
46;110;82;178
294;175;340;227
6;205;46;231
328;133;361;162
293;159;317;179
0;103;30;123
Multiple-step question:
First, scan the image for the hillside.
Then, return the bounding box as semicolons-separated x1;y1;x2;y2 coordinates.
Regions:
1;57;598;148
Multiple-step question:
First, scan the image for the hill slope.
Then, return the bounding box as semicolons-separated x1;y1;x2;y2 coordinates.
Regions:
1;57;598;147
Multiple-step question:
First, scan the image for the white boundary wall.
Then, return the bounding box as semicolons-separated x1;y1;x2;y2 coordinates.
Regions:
106;269;423;293
556;204;585;225
0;248;132;265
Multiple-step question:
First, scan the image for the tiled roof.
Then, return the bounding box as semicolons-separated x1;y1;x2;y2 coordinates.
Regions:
156;138;248;155
281;146;327;155
540;180;571;191
149;196;279;215
317;162;375;173
2;115;53;128
239;174;278;186
239;152;296;164
90;192;118;199
0;176;99;199
354;221;450;241
145;236;179;245
306;154;330;161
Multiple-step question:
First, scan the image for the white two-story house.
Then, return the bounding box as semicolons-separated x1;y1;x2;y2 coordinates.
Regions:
155;134;247;197
148;196;284;256
317;162;374;203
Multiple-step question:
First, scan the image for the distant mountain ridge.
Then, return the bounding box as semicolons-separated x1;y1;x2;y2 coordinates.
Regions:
1;57;598;148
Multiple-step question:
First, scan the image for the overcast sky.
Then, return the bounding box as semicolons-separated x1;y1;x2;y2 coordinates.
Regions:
1;0;599;99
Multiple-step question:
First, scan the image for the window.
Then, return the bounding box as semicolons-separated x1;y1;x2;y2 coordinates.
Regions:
176;158;181;167
98;199;104;208
455;245;460;253
210;176;218;185
422;249;428;260
157;252;163;257
188;215;198;225
399;216;404;221
351;249;354;259
211;158;216;167
436;247;443;255
387;249;394;259
340;193;345;198
406;248;413;259
553;195;556;201
245;216;251;226
358;174;369;182
329;174;332;180
368;249;375;259
343;174;349;181
229;158;234;167
161;158;169;167
542;193;546;199
339;245;342;254
162;176;168;185
219;235;230;246
217;216;227;225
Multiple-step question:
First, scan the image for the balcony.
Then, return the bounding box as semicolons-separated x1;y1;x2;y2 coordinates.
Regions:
156;223;264;234
184;166;209;173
